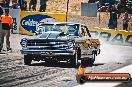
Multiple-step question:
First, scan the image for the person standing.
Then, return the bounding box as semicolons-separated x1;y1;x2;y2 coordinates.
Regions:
123;12;129;30
1;9;13;52
4;0;10;8
39;0;47;12
0;6;3;52
0;0;4;7
18;0;27;10
0;6;3;18
120;0;127;13
22;0;27;10
29;0;37;11
128;15;132;31
108;5;119;30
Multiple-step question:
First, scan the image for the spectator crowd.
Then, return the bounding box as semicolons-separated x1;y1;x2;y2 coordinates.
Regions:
0;0;131;31
106;4;131;31
0;0;47;12
97;0;132;30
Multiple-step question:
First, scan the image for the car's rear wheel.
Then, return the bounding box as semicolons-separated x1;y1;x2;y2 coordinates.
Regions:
89;54;95;65
89;53;95;65
98;49;101;54
24;55;32;65
81;53;95;65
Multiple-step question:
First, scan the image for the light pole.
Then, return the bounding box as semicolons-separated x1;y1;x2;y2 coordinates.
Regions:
66;0;70;22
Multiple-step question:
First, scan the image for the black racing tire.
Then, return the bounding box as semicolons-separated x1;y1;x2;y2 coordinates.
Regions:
24;55;32;65
70;48;81;66
89;53;95;65
98;49;101;54
76;75;87;84
77;48;81;60
70;54;78;66
81;59;87;65
81;53;95;65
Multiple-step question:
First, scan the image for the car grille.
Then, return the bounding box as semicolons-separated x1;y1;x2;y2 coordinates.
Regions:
27;39;69;50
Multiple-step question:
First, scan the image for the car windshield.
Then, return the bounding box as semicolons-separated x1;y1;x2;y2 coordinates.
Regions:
36;23;79;36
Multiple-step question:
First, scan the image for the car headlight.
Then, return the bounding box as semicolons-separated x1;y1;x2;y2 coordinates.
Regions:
68;41;74;48
20;38;27;47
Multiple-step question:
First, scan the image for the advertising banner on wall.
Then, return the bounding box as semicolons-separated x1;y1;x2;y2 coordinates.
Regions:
9;9;21;34
20;11;66;35
89;27;132;46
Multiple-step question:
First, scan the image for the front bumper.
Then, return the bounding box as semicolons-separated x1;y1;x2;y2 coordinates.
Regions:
20;49;75;56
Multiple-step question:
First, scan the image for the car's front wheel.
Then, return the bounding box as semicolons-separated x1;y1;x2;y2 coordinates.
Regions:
24;55;32;65
70;48;81;66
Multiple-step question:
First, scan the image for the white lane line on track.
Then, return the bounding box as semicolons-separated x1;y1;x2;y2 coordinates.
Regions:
74;64;132;87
